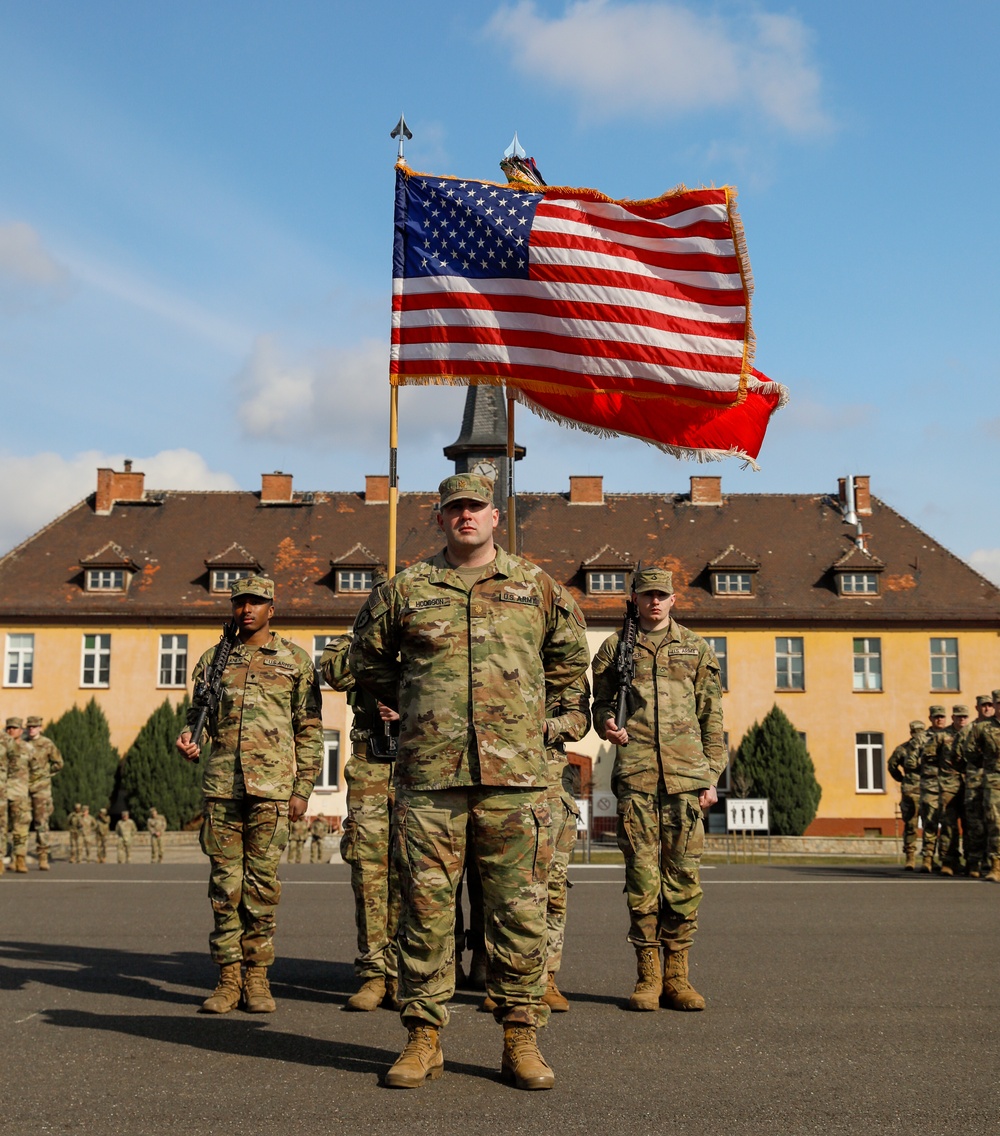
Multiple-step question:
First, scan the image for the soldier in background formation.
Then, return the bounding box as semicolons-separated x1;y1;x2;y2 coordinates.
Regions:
23;716;62;871
309;814;330;862
95;807;111;863
968;690;1000;881
116;810;137;862
917;705;949;871
961;696;994;876
79;805;96;863
68;802;83;863
147;807;167;863
4;717;32;874
286;816;308;862
887;720;927;869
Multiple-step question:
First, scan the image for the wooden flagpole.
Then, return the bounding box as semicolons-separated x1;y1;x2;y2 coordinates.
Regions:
506;390;517;555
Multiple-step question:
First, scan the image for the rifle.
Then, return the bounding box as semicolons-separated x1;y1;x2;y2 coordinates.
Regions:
614;597;640;745
187;619;240;760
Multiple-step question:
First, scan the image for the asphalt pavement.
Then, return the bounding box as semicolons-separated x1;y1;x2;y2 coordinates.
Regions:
1;858;998;1136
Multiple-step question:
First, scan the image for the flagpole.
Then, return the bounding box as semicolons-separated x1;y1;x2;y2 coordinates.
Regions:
506;390;517;556
388;384;399;578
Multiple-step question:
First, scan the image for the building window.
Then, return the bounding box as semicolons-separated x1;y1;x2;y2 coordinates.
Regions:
159;634;188;687
211;568;253;593
81;633;111;687
587;571;626;594
852;637;882;692
337;569;373;593
86;568;126;591
5;633;34;687
713;572;752;595
840;572;879;595
930;638;959;691
705;636;728;690
314;634;335;688
775;637;804;690
317;730;340;789
856;732;885;792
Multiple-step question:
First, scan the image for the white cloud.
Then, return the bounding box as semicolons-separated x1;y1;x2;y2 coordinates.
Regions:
969;549;1000;587
0;449;238;555
485;0;832;135
0;221;70;307
780;398;876;432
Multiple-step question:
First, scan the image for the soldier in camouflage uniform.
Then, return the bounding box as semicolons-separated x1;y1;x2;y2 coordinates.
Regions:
286;816;308;862
917;705;949;872
23;716;63;871
322;631;401;1013
115;810;137;861
5;718;32;873
308;814;329;862
177;575;323;1015
887;720;927;870
934;705;970;875
95;807;111;863
592;568;725;1014
970;689;1000;882
147;807;167;863
68;803;83;863
79;805;96;863
0;724;10;875
962;696;996;877
350;473;589;1091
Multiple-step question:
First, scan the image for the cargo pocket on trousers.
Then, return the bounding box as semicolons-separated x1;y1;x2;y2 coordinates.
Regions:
340;811;360;864
681;797;705;861
530;801;552;882
199;802;228;857
616;797;637;860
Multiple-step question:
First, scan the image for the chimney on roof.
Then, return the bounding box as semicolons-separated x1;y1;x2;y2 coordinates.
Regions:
568;475;603;505
365;475;389;504
853;475;872;516
94;463;145;516
690;475;722;506
260;471;293;502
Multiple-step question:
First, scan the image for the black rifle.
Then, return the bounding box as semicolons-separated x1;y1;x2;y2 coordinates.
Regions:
614;598;640;745
187;619;240;760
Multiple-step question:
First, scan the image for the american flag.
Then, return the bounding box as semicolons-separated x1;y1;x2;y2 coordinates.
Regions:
391;165;785;463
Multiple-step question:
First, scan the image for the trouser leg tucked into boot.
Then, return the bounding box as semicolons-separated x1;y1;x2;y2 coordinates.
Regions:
346;975;386;1012
627;946;661;1012
500;1025;554;1090
983;856;1000;883
542;971;569;1013
200;963;243;1014
661;947;706;1011
904;850;916;871
242;965;276;1013
385;1021;444;1088
14;855;27;874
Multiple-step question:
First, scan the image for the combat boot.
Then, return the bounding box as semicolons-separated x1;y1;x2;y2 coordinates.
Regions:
542;971;569;1013
346;976;386;1012
385;1021;444;1088
500;1025;555;1090
382;977;400;1011
939;864;954;877
983;856;1000;883
480;993;498;1013
14;855;27;874
661;949;706;1011
242;965;276;1012
37;851;50;871
920;853;934;873
0;858;5;876
904;850;916;871
627;947;661;1011
200;963;243;1014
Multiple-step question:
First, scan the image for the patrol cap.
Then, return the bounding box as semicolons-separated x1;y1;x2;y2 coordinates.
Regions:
929;704;947;718
908;720;925;732
632;567;674;595
438;473;495;509
976;695;992;708
952;704;970;717
231;574;274;601
26;715;43;727
5;716;23;729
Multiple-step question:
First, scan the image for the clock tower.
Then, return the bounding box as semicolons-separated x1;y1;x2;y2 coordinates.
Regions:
443;385;525;513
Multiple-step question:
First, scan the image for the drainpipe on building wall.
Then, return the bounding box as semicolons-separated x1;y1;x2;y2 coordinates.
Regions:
841;475;866;550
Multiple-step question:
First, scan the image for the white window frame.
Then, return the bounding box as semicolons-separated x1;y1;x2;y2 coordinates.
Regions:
317;730;340;790
86;568;126;592
5;632;34;687
852;637;882;692
211;568;253;594
81;633;111;688
775;637;804;690
336;569;374;593
713;572;753;595
587;571;626;594
314;634;335;688
856;732;886;793
840;572;879;595
930;637;959;692
158;633;188;688
705;636;728;691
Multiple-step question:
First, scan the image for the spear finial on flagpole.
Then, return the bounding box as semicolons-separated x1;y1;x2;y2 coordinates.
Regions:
387;116;412;577
391;113;412;163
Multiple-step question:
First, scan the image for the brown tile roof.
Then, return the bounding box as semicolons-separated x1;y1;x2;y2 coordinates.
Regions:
0;486;997;628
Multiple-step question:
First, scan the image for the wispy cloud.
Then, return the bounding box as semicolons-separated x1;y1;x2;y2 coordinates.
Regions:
0;221;70;307
969;549;1000;587
484;0;833;135
780;397;876;432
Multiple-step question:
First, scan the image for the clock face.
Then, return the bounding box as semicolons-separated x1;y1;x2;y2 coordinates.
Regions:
471;459;499;481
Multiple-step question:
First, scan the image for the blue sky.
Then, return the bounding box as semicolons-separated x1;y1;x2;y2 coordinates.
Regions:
1;1;997;583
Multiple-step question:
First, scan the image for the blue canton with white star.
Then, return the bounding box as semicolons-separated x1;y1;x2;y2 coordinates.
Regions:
394;171;543;280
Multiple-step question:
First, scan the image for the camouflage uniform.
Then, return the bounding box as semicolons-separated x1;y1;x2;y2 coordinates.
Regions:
543;675;591;983
969;692;1000;879
95;808;111;863
917;713;950;868
962;698;995;875
192;623;323;967
286;817;308;862
115;815;137;862
0;732;10;869
308;815;329;862
68;803;83;863
79;807;96;862
5;721;32;866
24;721;63;862
349;544;589;1030
887;722;926;863
147;810;167;863
322;635;401;987
592;599;725;963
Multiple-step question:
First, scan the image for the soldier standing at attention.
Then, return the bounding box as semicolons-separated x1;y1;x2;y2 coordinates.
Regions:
115;810;137;862
79;805;96;863
68;802;83;863
308;814;329;862
917;706;949;872
147;807;167;863
0;724;11;875
95;807;111;863
176;575;323;1015
23;716;63;872
286;816;308;862
970;690;1000;883
888;720;928;870
934;705;970;876
323;630;401;1013
350;473;589;1091
5;718;32;874
592;568;725;1014
962;696;996;877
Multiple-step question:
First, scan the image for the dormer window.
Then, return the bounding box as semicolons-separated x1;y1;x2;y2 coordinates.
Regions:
86;568;126;592
831;546;884;597
581;545;632;596
80;541;137;593
337;569;373;593
211;568;253;594
588;571;626;594
838;572;879;596
707;545;759;598
713;572;752;595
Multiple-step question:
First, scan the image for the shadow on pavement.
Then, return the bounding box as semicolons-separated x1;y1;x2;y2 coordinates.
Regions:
774;863;960;881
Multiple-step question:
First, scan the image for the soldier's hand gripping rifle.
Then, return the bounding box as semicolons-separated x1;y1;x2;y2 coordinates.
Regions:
186;619;240;761
614;598;640;746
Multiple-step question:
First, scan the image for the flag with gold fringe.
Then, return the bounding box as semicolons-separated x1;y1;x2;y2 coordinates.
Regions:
391;163;786;465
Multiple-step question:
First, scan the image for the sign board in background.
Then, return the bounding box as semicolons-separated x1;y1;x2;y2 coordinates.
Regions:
726;798;769;832
575;799;590;833
593;793;616;818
